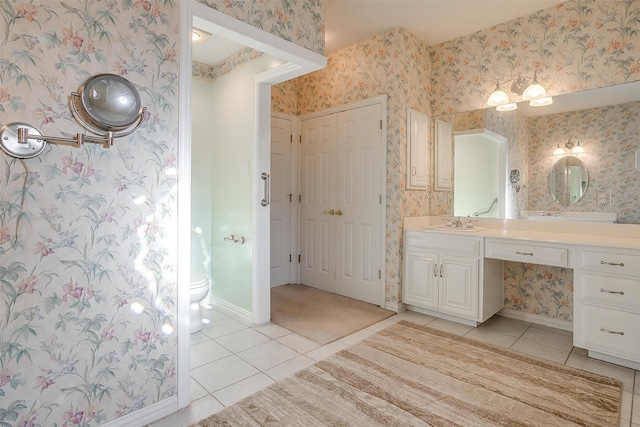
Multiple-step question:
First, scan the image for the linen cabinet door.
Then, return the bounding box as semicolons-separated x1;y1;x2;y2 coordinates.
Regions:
438;255;478;319
403;250;438;309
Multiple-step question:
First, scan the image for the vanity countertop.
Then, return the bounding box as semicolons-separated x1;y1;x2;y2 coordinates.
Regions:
404;216;640;250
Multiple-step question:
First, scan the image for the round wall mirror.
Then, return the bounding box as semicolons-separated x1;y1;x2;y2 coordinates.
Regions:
548;155;588;206
74;74;143;133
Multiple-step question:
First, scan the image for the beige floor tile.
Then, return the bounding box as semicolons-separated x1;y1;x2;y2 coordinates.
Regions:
481;315;531;338
190;340;232;369
264;355;317;382
633;391;640;425
390;310;436;325
277;333;320;353
148;395;224;427
237;340;300;371
510;339;570;365
366;318;399;332
191;355;260;393
565;348;635;392
306;340;348;361
338;328;377;346
529;322;573;336
464;328;518;348
215;328;271;353
426;318;474;335
621;390;633;423
190;376;209;401
517;326;573;352
201;317;248;339
213;373;275;407
189;331;212;345
252;322;291;339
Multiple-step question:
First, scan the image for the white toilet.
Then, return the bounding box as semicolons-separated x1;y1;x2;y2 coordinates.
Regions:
190;272;210;333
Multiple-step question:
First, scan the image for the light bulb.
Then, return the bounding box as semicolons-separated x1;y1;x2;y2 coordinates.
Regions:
487;88;509;106
496;102;517;111
529;96;553;107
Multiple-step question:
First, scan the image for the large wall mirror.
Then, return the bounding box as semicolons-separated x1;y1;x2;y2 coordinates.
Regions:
435;80;640;224
548;156;588;206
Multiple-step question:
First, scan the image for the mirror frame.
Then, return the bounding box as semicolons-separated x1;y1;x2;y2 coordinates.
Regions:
548;155;588;206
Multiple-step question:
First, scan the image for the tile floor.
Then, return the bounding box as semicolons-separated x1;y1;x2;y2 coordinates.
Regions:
150;306;639;427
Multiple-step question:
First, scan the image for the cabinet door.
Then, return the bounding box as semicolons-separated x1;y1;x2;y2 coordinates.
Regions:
438;255;478;318
403;250;438;309
406;108;429;190
435;119;452;191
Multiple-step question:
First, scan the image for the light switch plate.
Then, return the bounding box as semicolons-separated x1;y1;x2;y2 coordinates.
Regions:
240;160;249;176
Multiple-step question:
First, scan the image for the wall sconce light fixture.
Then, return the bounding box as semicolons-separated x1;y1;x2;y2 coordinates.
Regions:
487;71;553;111
0;74;146;159
553;138;585;156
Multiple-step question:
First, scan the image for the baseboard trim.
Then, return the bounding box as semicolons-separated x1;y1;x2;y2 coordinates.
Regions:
385;301;405;313
102;396;177;427
498;308;573;332
208;296;253;324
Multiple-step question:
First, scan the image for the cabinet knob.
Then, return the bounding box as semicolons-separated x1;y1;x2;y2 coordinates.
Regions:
324;209;335;215
335;209;343;216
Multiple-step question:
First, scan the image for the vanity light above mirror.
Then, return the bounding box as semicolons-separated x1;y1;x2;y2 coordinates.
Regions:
0;74;146;159
486;71;553;111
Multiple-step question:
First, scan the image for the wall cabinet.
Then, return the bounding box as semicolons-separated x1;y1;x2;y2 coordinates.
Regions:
434;119;452;191
406;108;429;190
402;231;502;326
574;246;640;370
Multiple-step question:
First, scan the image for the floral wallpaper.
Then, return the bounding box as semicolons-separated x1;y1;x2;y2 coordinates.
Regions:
527;101;640;224
0;1;323;426
193;48;264;82
194;0;325;55
294;27;431;307
503;263;573;322
430;0;640;116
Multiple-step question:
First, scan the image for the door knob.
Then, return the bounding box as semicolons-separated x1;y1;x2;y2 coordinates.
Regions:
324;209;335;215
335;209;343;216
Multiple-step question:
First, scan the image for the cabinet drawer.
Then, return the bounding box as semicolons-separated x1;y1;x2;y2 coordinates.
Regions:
405;232;480;256
485;239;568;267
581;273;640;312
575;305;640;362
579;249;640;276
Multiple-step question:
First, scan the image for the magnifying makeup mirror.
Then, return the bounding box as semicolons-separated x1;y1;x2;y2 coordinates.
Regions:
0;74;146;159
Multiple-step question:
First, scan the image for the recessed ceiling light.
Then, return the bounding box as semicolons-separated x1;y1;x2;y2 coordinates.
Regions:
192;28;211;44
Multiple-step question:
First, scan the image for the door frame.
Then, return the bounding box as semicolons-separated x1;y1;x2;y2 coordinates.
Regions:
178;0;325;409
297;95;388;308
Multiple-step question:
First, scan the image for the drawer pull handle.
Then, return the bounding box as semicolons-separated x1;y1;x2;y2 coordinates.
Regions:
433;264;437;277
440;264;443;278
516;251;534;256
600;261;625;267
599;327;624;336
599;288;624;295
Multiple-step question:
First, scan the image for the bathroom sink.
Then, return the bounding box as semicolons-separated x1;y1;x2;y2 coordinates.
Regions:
423;226;485;232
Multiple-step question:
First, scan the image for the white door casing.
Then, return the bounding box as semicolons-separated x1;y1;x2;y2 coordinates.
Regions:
270;114;293;287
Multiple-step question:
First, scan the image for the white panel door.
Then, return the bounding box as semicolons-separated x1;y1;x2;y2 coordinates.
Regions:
335;104;382;304
300;114;336;293
270;115;293;287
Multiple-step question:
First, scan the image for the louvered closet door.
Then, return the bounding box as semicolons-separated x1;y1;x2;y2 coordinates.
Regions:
300;114;337;293
334;104;382;305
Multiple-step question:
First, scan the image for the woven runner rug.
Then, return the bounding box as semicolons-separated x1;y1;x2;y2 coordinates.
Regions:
192;320;622;427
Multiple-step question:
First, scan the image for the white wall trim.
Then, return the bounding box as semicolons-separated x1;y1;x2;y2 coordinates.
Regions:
102;396;177;427
385;301;405;313
179;0;326;414
498;308;573;332
298;94;388;121
209;296;253;324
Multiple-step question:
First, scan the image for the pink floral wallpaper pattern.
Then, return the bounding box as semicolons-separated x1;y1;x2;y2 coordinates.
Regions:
0;0;323;425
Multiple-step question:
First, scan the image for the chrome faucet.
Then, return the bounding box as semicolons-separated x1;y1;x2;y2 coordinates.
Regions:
452;217;463;228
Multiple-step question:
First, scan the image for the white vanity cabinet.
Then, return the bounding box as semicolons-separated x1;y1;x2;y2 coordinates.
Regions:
403;231;503;326
574;246;640;370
